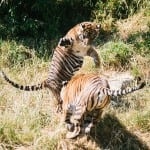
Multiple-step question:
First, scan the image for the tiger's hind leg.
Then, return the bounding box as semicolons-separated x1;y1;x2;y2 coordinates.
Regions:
82;112;94;134
66;105;86;139
64;107;74;132
53;92;63;113
84;109;103;134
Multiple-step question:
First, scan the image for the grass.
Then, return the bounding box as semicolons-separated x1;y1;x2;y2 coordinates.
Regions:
0;7;150;150
99;41;134;70
0;43;150;150
116;9;150;40
0;64;65;149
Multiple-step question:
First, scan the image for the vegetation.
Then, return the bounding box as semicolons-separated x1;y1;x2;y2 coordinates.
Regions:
0;0;150;149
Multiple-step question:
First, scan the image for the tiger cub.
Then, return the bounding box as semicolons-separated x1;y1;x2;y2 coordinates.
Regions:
60;74;145;138
1;22;101;112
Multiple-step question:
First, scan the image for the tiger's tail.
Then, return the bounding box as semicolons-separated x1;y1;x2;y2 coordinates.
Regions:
1;71;47;91
105;81;146;96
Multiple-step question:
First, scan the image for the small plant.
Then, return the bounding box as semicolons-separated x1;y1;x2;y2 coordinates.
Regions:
135;111;150;132
100;41;133;69
0;40;34;68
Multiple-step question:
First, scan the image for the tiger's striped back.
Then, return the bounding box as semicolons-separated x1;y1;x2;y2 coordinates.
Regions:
60;74;145;138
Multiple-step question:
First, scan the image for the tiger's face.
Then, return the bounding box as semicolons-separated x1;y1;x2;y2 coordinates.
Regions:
66;21;100;45
64;22;100;56
79;22;100;44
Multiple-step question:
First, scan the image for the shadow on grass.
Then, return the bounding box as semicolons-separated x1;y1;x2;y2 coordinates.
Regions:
92;114;149;150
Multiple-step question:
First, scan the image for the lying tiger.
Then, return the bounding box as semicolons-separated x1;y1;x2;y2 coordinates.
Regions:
1;22;100;112
60;74;145;139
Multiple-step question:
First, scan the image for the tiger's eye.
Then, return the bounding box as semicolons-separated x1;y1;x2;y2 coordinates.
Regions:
96;24;101;29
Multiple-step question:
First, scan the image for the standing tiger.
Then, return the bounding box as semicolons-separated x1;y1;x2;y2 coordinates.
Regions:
1;22;100;112
60;22;100;66
60;74;145;139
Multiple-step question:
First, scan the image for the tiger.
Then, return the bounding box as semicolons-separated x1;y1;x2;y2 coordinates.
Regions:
1;22;101;112
59;22;100;66
60;73;145;139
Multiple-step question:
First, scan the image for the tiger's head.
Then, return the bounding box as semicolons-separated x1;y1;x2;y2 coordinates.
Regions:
78;22;100;44
61;22;101;57
66;21;100;45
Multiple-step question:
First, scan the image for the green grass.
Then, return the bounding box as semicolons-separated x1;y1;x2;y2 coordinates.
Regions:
99;41;133;69
135;112;150;132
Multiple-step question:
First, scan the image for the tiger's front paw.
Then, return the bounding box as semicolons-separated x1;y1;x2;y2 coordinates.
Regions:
59;37;74;48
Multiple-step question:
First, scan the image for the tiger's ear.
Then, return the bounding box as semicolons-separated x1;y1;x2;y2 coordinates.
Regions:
80;23;85;29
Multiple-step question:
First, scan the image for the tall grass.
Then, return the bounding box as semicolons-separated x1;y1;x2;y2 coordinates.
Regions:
0;58;65;149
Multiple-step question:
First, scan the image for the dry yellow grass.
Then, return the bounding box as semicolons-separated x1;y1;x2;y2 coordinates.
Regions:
0;57;150;149
116;10;150;40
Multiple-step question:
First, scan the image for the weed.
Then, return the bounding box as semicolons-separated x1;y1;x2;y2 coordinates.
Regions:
135;111;150;132
99;41;133;69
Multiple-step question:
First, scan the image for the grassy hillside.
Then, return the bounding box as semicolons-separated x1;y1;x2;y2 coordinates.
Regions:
0;2;150;150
